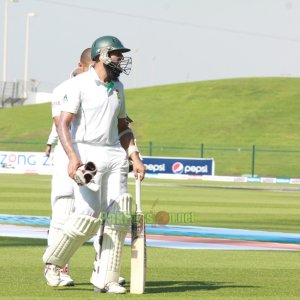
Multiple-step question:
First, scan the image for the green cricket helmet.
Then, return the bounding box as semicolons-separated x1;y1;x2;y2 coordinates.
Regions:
91;35;132;75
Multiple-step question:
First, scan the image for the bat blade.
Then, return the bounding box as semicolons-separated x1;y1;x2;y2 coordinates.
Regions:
130;212;146;294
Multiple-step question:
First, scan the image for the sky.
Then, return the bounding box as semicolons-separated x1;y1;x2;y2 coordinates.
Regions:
1;0;300;92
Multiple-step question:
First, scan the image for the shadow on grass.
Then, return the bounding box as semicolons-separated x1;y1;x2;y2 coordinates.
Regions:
49;281;258;294
53;282;93;292
144;280;257;293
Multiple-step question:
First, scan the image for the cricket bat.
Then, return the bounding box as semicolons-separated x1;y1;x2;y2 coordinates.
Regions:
130;173;146;294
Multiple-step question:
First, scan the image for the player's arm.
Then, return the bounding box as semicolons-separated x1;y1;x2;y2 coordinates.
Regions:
44;144;52;157
45;123;58;156
118;118;146;180
58;111;83;179
53;115;59;129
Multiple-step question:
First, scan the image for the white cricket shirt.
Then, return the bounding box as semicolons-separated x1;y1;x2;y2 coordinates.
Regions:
51;79;73;118
48;79;74;146
61;67;127;146
46;123;58;145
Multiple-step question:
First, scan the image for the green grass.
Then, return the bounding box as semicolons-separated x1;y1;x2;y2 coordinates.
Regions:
127;78;300;147
1;78;300;176
0;238;300;300
0;102;52;146
1;174;300;232
0;174;300;299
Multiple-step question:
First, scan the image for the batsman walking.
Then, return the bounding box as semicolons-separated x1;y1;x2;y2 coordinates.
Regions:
42;35;146;294
44;48;94;287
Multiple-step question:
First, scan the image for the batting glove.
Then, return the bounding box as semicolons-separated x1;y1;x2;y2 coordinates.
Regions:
74;161;99;191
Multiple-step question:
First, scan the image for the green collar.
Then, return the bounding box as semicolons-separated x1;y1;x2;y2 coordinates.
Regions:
106;81;114;92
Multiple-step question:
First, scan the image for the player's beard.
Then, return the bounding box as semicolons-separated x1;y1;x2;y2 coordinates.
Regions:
105;64;122;81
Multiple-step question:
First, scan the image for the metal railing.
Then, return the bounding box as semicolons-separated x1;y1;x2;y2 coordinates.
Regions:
0;141;299;178
139;142;300;178
0;81;25;108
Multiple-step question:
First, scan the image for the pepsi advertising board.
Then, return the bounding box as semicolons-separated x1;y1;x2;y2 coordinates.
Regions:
143;156;214;176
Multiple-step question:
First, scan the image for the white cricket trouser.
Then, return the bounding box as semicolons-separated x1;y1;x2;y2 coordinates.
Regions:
48;143;76;247
51;143;74;208
72;142;129;218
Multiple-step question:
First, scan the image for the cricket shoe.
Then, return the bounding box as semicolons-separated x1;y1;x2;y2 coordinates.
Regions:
90;273;126;287
44;264;74;287
118;276;126;286
94;282;127;294
44;264;61;287
60;265;74;286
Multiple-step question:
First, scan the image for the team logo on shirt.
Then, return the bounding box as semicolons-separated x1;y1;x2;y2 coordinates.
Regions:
63;94;68;102
52;101;60;108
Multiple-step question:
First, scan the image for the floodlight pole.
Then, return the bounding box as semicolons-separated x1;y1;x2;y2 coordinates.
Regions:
2;0;19;82
23;12;36;98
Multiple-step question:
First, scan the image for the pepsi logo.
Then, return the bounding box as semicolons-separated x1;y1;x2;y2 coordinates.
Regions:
172;162;184;174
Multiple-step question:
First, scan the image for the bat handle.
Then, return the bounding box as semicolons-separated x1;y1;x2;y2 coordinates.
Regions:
135;173;142;213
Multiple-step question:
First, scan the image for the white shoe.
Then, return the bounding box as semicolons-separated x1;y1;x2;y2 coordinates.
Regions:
118;276;126;286
90;272;125;287
94;282;127;294
44;264;61;287
60;271;74;286
60;265;74;286
44;264;74;287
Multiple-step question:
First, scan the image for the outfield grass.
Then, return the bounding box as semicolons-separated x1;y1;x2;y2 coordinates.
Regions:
0;237;300;300
0;77;300;177
0;174;300;299
1;174;300;233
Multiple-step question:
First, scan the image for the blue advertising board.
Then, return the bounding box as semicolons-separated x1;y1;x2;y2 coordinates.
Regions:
143;156;214;176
